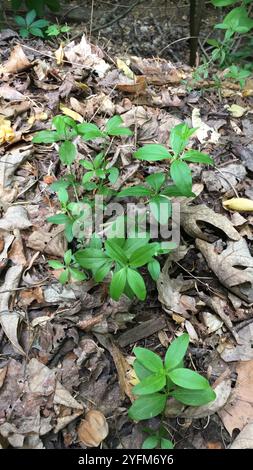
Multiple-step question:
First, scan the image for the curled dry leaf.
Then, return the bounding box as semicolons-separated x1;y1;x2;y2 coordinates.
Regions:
219;323;253;362
181;203;240;242
219;360;253;435
0;84;25;101
0;265;25;355
1;44;31;74
78;410;108;447
0;144;33;205
196;238;253;303
202;164;246;194
64;35;110;78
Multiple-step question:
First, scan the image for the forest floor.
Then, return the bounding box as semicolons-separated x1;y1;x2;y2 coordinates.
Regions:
0;0;253;451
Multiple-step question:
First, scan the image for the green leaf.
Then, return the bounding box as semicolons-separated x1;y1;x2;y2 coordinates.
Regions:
133;360;153;381
108;167;119;184
129;243;158;268
48;260;64;269
123;235;150;258
215;7;253;33
47;213;70;224
69;267;86;281
148;259;160;281
118;186;152;198
142;436;159;449
32;19;49;28
170;123;197;156
150;196;172;225
134;144;172;162
64;249;72;266
161;185;188;197
128;393;166;420
165;333;189;371
133;373;166;395
110;267;127;300
170;160;192;196
29;27;44;37
15;15;27;27
161;438;174;449
80;159;94;170
168;368;210;390
82;171;94;184
106;115;133;136
57;187;69;204
93;261;112;282
105;239;128;265
75;248;108;269
32;130;59;144
146;172;166;192
64;222;74;242
77;123;105;140
19;28;30;38
127;268;146;300
59;269;69;284
171;387;216;406
26;9;36;26
133;347;163;373
182;150;214;165
211;0;238;6
59;141;77;165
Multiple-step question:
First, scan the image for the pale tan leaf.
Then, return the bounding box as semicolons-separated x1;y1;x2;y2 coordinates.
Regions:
78;410;108;447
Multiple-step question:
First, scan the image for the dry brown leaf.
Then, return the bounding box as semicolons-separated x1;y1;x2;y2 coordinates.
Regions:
19;287;44;307
196;238;253;302
2;45;31;73
0;144;33;205
181;203;240;241
0;84;24;101
219;323;253;362
0;265;25;356
27;226;67;257
0;366;7;389
192;108;220;143
219;361;253;435
0;206;31;231
8;237;26;266
130;56;183;84
64;35;110;78
78;410;108;447
117;76;147;95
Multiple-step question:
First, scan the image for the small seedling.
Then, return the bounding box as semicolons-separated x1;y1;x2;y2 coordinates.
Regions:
48;249;86;284
133;123;214;197
128;333;216;449
46;24;71;37
225;64;251;88
15;9;49;38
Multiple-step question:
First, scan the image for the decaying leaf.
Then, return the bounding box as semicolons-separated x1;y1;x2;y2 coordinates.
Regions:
181;203;240;241
0;206;31;231
27;226;67;257
78;410;108;447
0;144;33;205
0;84;24;101
0;116;15;144
202;164;246;194
196;238;253;303
192;108;220;144
223;198;253;212
226;104;248;118
219;360;253;435
219;323;253;362
0;265;25;356
116;58;134;79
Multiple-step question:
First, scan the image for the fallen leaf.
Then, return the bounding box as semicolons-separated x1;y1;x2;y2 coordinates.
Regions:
230;422;253;449
219;361;253;434
0;116;15;144
64;35;110;78
0;206;31;231
27;226;67;257
59;104;83;123
192;108;220;144
0;144;33;205
226;104;248;118
55;42;64;65
1;45;31;73
220;323;253;362
0;265;25;356
0;84;24;101
196;238;253;303
223;197;253;212
78;410;108;447
202;311;223;334
117;75;147;95
0;367;7;388
116;58;134;79
202;164;246;193
181;203;240;241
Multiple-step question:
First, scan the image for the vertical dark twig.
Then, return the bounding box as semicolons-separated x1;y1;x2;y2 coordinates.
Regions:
189;0;204;66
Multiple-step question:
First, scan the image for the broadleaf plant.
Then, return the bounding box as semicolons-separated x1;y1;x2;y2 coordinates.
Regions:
128;333;216;449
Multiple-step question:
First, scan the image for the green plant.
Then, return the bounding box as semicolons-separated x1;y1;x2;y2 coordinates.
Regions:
48;249;86;284
224;64;251;87
11;0;60;15
46;24;71;36
74;235;175;301
132;123;214;197
128;333;216;449
15;9;49;38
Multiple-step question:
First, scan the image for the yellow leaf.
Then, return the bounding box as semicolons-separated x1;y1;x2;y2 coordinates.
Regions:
227;104;247;118
223;198;253;212
55;43;64;65
0;117;15;144
59;104;83;123
116;58;134;80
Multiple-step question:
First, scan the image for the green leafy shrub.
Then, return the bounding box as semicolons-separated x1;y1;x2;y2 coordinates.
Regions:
128;333;216;449
15;9;49;38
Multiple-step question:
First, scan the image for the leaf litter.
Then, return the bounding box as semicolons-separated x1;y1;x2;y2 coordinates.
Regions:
0;25;253;450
